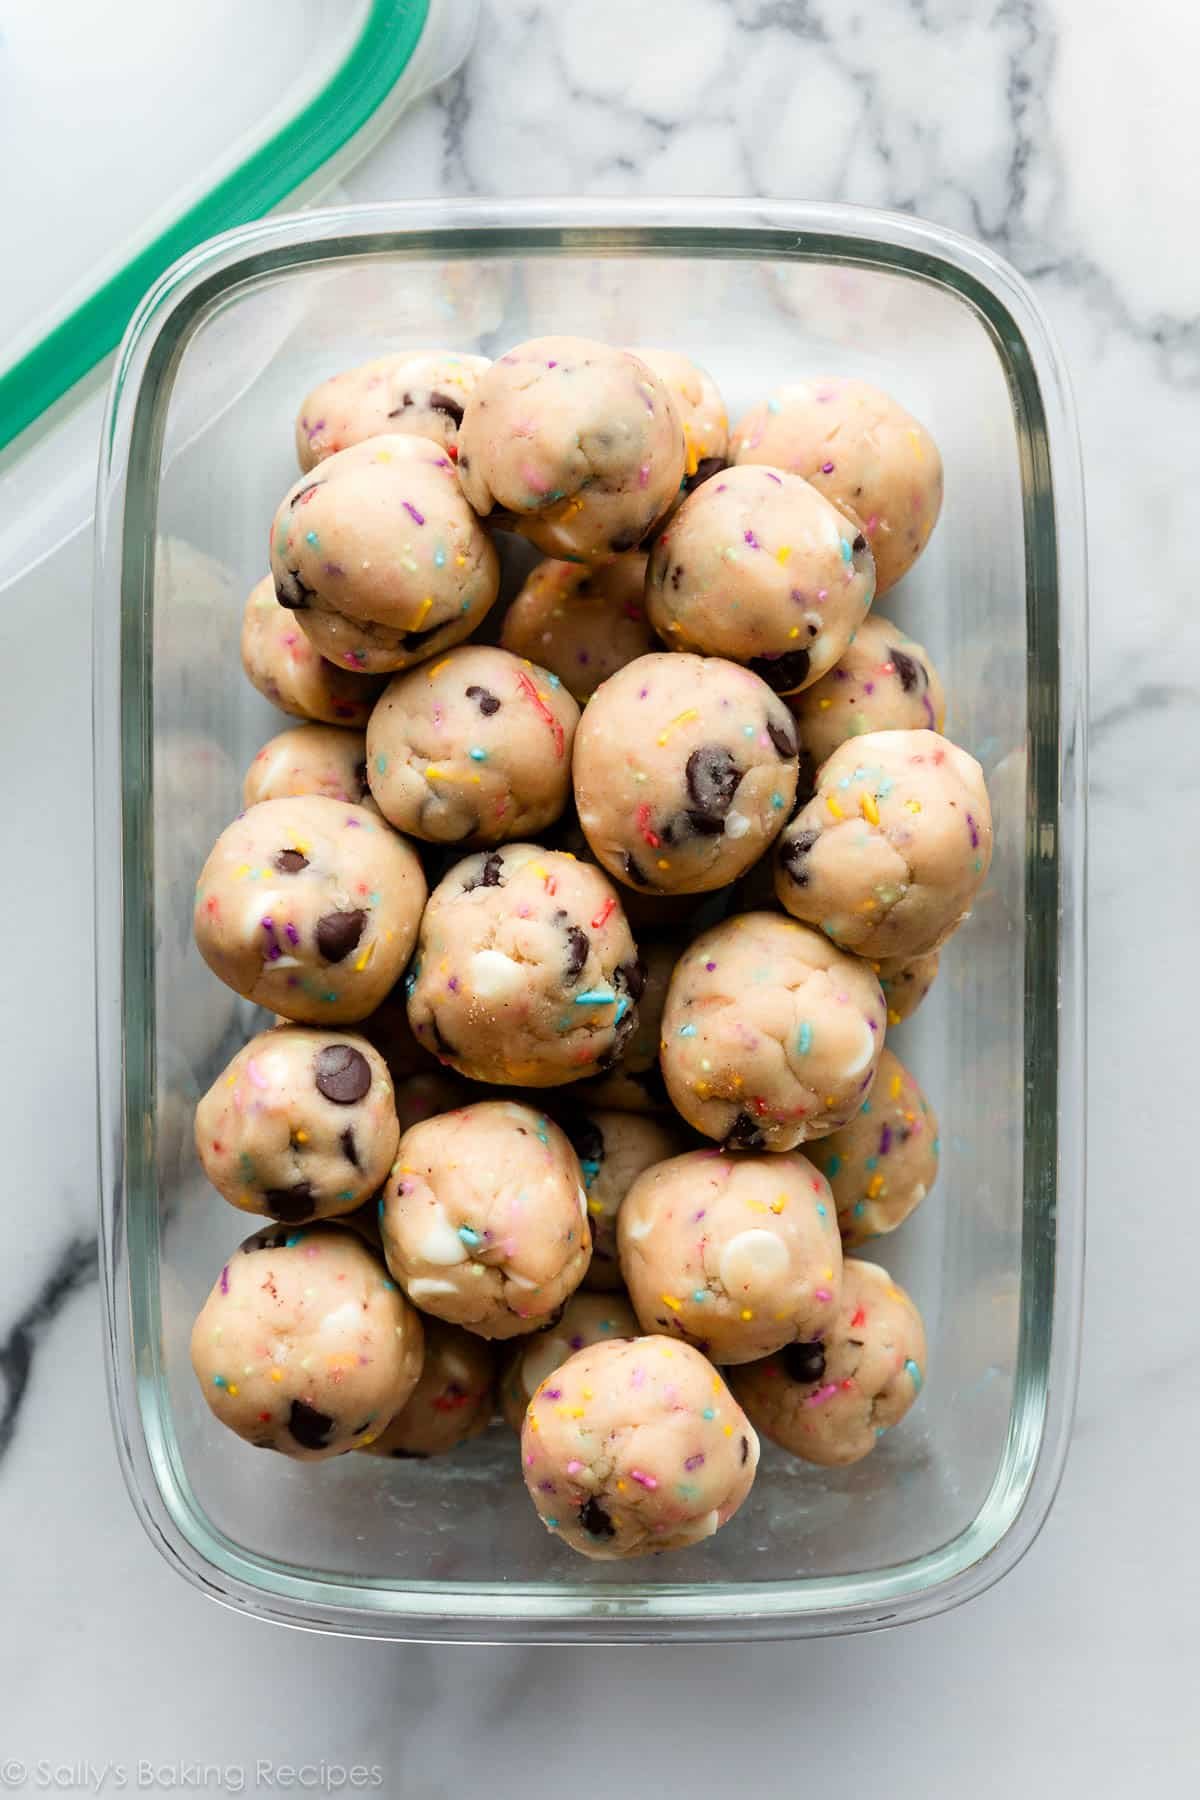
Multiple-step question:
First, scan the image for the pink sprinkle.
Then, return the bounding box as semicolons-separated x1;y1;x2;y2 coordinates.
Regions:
820;460;835;474
683;1452;705;1471
344;816;361;828
402;501;426;526
630;1468;659;1490
630;1367;645;1389
815;1288;832;1303
866;515;880;532
744;529;761;549
638;462;650;489
566;1459;584;1475
525;1454;535;1467
806;1383;840;1407
817;588;828;602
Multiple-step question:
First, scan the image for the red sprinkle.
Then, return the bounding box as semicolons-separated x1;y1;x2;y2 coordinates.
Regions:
850;1306;866;1328
591;897;616;930
636;803;661;848
516;671;565;758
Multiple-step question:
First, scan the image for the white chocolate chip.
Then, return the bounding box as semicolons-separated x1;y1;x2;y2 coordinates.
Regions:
469;948;524;999
419;1204;469;1267
407;1276;462;1302
843;1017;877;1077
724;809;751;839
718;1228;789;1297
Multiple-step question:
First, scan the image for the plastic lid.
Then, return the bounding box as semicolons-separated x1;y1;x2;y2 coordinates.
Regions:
0;0;474;456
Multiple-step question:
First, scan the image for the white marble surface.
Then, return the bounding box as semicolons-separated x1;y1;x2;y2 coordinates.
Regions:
2;0;1198;1790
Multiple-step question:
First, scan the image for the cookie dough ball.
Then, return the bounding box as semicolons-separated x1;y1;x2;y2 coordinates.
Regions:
661;912;885;1151
787;614;946;764
629;347;728;491
190;1223;424;1459
731;378;944;596
521;1337;758;1559
573;653;800;895
809;1048;939;1247
269;436;500;675
457;337;687;561
195;1027;398;1222
728;1258;927;1465
296;350;490;470
243;723;373;810
380;1100;590;1338
241;575;384;725
774;730;993;959
618;1150;842;1363
193;796;426;1023
406;845;640;1086
500;1289;640;1430
500;555;655;702
645;466;875;693
359;1319;495;1458
366;645;579;845
874;948;940;1026
554;1106;686;1290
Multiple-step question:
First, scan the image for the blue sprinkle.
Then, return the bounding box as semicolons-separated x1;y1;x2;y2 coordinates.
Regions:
771;791;785;809
933;1137;941;1155
679;1023;697;1038
905;1359;923;1392
816;1203;827;1218
469;746;488;762
382;1279;396;1291
535;1119;550;1145
853;1202;866;1219
875;1426;886;1439
825;1153;842;1177
305;529;319;548
692;1289;708;1303
575;987;616;1006
864;1155;878;1172
546;1517;559;1528
797;1021;812;1055
433;545;446;568
839;537;853;563
580;1157;601;1189
213;1374;227;1388
703;1407;716;1420
461;599;471;613
546;672;562;688
742;723;755;737
458;1225;483;1248
614;996;629;1025
860;1100;872;1114
377;1198;385;1220
375;753;388;774
285;1232;305;1247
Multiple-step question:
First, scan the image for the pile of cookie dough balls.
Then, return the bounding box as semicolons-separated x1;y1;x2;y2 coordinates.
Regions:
186;331;990;1562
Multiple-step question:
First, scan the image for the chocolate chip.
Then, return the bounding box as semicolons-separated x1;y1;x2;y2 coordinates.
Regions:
767;719;797;760
340;1127;360;1168
614;958;646;1002
564;925;590;983
795;750;817;810
274;568;315;611
262;1182;316;1222
780;828;820;886
288;1399;335;1450
557;1109;604;1168
781;1340;826;1384
314;1044;372;1104
316;910;366;963
608;528;641;554
724;1112;767;1151
289;482;321;510
852;533;868;553
389;1447;429;1460
463;850;504;891
465;685;501;716
622;852;654;889
740;1433;750;1465
579;1496;616;1540
274;848;309;874
749;649;811;692
687;455;726;492
889;647;921;693
686;745;739;818
428;390;465;426
354;759;369;800
686;809;727;838
387;391;415;417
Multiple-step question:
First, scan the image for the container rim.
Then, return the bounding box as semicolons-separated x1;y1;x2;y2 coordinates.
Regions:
93;196;1086;1643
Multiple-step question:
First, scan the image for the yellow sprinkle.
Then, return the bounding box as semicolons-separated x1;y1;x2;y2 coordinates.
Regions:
616;1479;627;1493
269;1369;283;1384
888;1009;902;1025
374;449;393;463
582;1389;594;1401
711;1377;721;1394
723;1424;734;1437
788;626;800;639
818;698;832;710
427;659;451;681
827;795;845;819
905;798;922;813
455;554;467;567
528;1411;539;1432
860;792;880;825
890;1073;903;1100
740;1308;754;1322
587;1197;605;1217
358;1431;378;1447
234;863;252;879
656;857;670;871
226;1383;239;1398
294;1130;309;1144
745;1198;767;1214
225;1073;236;1087
867;1174;885;1199
661;1294;682;1312
353;938;377;973
770;1197;786;1214
409;595;434;631
823;1267;833;1280
775;545;791;565
656;709;698;747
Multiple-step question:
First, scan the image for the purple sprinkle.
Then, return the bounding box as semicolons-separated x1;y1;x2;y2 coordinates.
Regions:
639;686;649;700
705;960;717;972
262;915;273;930
834;668;850;682
323;561;345;577
765;471;782;485
544;1387;563;1401
692;1208;707;1222
880;1124;893;1155
402;501;426;526
569;1335;584;1350
821;460;835;474
285;922;300;946
867;1017;877;1033
219;1265;229;1295
344;816;362;828
684;1452;705;1471
744;528;761;549
448;976;460;993
547;360;558;368
967;813;980;848
538;1480;557;1494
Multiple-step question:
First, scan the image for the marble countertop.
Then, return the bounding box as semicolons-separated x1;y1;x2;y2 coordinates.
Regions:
2;0;1195;1790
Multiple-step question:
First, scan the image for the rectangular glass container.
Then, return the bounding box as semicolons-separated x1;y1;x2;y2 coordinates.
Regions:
94;199;1086;1642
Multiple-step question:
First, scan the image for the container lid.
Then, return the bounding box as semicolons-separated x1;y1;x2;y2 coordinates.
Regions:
0;0;478;459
